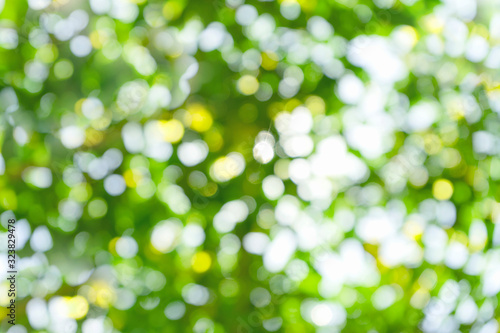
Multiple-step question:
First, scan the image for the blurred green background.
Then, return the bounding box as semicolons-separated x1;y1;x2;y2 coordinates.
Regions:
1;0;500;332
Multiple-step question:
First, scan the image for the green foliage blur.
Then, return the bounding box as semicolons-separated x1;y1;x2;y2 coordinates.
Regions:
1;0;500;332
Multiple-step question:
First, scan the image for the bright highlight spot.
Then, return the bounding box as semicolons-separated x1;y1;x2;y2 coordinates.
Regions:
237;75;259;95
159;119;184;143
191;251;212;273
433;179;453;200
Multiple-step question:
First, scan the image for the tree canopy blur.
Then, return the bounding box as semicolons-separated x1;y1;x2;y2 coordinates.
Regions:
2;0;500;332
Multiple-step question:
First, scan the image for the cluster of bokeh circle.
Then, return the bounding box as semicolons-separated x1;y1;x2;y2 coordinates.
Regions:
2;0;500;332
